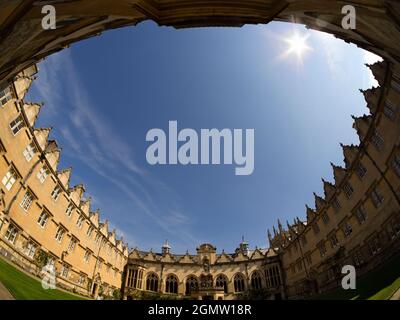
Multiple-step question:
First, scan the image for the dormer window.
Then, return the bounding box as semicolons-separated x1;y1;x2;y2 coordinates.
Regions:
9;115;24;136
371;130;384;151
343;182;354;199
0;85;13;106
23;143;37;162
37;166;49;184
66;203;74;217
76;215;84;228
332;197;341;213
2;168;17;191
51;185;62;201
86;226;94;237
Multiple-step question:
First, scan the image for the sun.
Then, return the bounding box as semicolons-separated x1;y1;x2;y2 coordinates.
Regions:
283;31;312;61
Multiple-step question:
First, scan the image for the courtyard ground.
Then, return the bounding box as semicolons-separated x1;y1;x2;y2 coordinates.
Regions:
0;256;87;300
315;255;400;300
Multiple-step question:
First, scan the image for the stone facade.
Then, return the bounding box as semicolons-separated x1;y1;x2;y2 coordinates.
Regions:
0;0;400;300
121;242;284;300
0;68;128;298
269;60;400;298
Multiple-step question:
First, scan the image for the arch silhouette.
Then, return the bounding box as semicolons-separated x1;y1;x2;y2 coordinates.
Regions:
0;1;399;84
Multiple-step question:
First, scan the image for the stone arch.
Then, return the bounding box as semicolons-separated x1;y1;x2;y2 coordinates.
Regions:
250;270;263;290
215;273;228;294
145;272;159;292
164;273;179;294
232;272;246;293
185;274;199;295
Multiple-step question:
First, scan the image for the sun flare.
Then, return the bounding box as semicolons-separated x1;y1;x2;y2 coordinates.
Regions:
283;31;312;61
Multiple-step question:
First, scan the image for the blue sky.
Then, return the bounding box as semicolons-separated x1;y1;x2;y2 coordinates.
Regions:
27;21;380;254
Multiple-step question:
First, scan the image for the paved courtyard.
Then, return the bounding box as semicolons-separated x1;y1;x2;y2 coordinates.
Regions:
0;280;14;300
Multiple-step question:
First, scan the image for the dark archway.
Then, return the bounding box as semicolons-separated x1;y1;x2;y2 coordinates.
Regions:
0;1;400;84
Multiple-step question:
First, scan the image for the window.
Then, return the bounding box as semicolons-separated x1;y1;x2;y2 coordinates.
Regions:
355;205;367;224
392;77;400;92
83;250;91;263
341;221;353;237
343;183;354;199
322;213;330;225
5;224;18;244
368;235;381;255
9;115;24;135
329;233;339;248
51;185;62;201
215;274;228;293
392;154;400;177
0;85;12;106
55;227;65;243
36;166;49;184
94;233;101;244
384;100;397;120
2;169;17;191
146;273;159;292
20;191;33;211
185;276;199;295
251;271;263;290
37;211;49;228
386;217;400;239
353;250;364;267
318;242;327;257
234;273;245;293
66;203;74;217
24;241;37;258
312;222;320;234
126;268;144;289
60;264;69;278
371;187;384;208
265;265;282;289
356;161;367;179
22;143;37;162
371;130;384;151
86;226;93;237
332;197;341;213
78;275;86;286
165;274;178;294
68;238;77;252
76;215;84;228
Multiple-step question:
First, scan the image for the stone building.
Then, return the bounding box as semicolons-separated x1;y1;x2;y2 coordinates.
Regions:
121;241;284;300
269;60;400;298
0;0;400;300
0;67;128;298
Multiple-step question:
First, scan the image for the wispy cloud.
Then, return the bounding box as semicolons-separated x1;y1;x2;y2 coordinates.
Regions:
30;50;198;251
312;30;347;78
